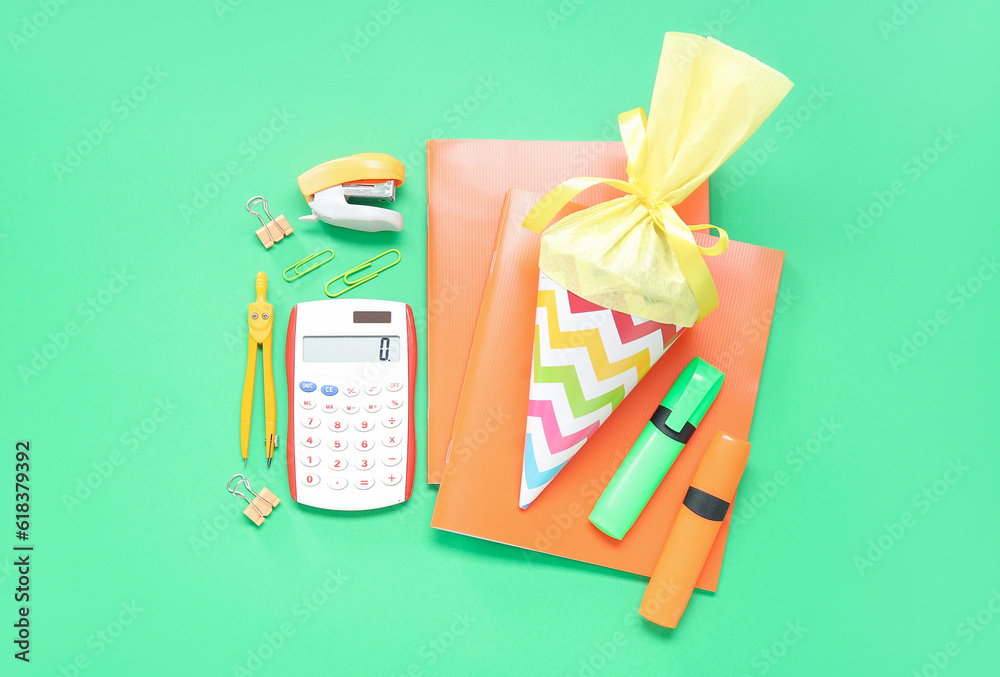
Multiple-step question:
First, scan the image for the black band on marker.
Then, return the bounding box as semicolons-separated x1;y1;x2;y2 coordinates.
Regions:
649;406;696;444
683;487;730;521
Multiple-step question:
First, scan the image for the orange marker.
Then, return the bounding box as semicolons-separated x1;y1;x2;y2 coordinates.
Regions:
639;431;750;628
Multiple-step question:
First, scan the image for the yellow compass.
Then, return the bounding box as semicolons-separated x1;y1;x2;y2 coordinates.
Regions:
240;272;277;467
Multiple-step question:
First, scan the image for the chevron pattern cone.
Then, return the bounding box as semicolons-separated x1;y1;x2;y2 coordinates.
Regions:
519;272;684;508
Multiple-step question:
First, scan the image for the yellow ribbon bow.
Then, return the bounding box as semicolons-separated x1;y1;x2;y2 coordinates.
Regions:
522;107;728;322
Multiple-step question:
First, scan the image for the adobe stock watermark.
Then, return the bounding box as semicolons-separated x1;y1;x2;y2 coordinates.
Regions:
703;0;752;39
400;277;470;497
567;118;623;174
564;609;658;677
7;0;73;53
56;601;145;676
878;0;932;40
738;620;809;676
232;569;350;676
340;0;403;62
178;107;294;222
214;0;248;20
407;404;511;521
853;459;969;576
51;67;169;181
388;611;474;676
563;625;634;677
399;76;502;171
887;255;997;372
909;588;1000;677
546;0;590;30
402;482;437;523
731;416;842;527
414;278;466;341
715;283;798;370
61;398;178;514
18;268;134;385
189;499;244;556
717;85;834;200
444;407;512;468
525;415;631;558
844;127;958;243
637;576;685;623
0;557;17;585
519;309;624;553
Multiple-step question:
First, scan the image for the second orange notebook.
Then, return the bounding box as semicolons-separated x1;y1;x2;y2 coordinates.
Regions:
431;190;785;590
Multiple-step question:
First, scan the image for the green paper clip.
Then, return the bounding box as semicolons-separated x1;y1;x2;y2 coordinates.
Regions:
324;249;402;298
283;249;335;282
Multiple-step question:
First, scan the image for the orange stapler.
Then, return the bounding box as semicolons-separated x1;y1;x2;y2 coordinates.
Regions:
297;153;405;232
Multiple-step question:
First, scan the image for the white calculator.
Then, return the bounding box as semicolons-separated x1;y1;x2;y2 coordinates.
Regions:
285;299;416;510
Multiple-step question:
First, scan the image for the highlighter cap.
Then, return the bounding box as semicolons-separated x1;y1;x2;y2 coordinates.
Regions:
661;357;724;433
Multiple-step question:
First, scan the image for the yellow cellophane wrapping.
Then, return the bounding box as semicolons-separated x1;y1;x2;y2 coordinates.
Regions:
533;33;793;327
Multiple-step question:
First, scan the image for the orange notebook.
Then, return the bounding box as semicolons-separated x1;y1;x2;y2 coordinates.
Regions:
425;139;709;483
431;190;785;590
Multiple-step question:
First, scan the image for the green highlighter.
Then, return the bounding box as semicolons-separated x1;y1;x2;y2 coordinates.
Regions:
589;357;724;540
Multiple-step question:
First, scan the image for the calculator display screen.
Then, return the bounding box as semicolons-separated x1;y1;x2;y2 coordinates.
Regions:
302;336;400;363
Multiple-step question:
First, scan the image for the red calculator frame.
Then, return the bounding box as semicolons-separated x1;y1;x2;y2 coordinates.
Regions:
285;302;417;506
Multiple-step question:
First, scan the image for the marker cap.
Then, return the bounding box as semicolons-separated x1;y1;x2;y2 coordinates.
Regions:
639;431;750;628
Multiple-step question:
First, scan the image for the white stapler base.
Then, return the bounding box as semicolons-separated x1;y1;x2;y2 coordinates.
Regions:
300;186;404;233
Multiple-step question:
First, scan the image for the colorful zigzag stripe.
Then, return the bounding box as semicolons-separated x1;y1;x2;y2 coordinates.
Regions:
520;273;683;508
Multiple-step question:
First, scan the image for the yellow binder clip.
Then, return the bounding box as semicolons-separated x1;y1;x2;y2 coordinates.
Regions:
248;196;293;249
324;249;401;298
227;474;280;527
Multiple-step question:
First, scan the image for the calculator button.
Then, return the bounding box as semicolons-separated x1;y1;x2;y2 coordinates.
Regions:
355;457;375;471
328;477;347;491
382;473;402;486
354;438;375;452
301;454;321;467
299;398;316;410
355;419;375;433
364;402;381;413
386;381;403;392
328;457;348;471
382;452;402;467
343;386;360;397
321;385;339;396
327;419;348;433
301;473;320;486
354;478;375;490
321;402;338;414
383;434;401;447
328;438;348;452
299;381;317;393
365;385;382;396
342;404;360;415
301;415;320;429
386;398;403;410
301;434;320;448
382;415;402;429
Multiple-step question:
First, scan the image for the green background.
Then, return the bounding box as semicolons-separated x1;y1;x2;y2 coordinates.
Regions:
2;0;998;674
